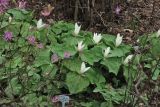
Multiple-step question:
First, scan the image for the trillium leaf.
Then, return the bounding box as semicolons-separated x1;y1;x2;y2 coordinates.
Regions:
86;68;106;84
80;46;103;65
101;57;122;75
66;72;90;94
34;49;50;67
109;45;131;57
63;58;81;72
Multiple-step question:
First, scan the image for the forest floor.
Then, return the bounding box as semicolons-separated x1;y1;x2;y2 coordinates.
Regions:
26;0;160;44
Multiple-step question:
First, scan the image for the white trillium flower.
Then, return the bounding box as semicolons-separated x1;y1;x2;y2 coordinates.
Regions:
104;47;111;58
37;19;46;29
124;55;133;64
93;33;102;44
156;29;160;37
74;23;81;35
77;41;85;52
115;33;123;47
80;62;90;74
9;17;12;23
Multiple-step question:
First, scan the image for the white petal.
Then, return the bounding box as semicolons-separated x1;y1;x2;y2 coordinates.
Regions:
116;33;123;47
80;62;90;73
84;67;90;73
93;33;102;44
78;41;85;51
80;62;86;73
74;23;81;35
37;19;45;29
124;55;133;64
157;29;160;37
104;47;110;58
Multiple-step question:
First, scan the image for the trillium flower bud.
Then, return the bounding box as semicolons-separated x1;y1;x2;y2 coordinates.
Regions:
93;33;102;44
104;47;110;58
124;55;133;64
115;33;123;47
156;29;160;37
74;23;81;35
9;17;12;23
80;62;90;74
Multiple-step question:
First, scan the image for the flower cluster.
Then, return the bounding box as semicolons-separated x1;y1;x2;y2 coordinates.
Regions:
27;35;44;49
3;31;13;41
0;0;9;14
18;0;27;9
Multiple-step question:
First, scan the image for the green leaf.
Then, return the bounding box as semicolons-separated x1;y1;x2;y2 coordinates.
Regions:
101;57;122;75
123;65;138;81
20;22;31;37
63;58;81;72
34;49;50;67
109;45;131;57
5;77;22;98
86;69;106;84
51;43;76;58
41;64;58;78
7;8;32;21
80;46;103;65
152;68;160;80
66;72;90;94
103;34;116;47
150;38;160;58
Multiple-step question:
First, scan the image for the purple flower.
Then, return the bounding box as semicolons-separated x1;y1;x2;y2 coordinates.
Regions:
115;6;121;15
51;53;59;63
3;31;13;41
27;36;35;45
18;0;27;9
52;96;59;103
0;0;9;14
0;0;9;6
36;43;44;49
64;52;71;59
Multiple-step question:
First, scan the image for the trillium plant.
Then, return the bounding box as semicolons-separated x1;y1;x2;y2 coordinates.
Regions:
0;8;159;107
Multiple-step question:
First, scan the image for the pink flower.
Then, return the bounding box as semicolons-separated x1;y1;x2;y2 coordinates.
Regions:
27;36;36;45
52;96;59;103
51;53;59;63
18;0;27;9
36;43;44;49
41;4;54;17
64;52;71;59
0;0;9;14
3;31;13;41
115;6;121;15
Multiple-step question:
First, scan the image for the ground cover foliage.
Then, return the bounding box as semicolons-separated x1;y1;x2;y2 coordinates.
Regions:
0;8;160;107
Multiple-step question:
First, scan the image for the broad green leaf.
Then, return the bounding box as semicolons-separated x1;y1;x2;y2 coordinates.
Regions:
66;72;90;93
34;49;50;67
41;63;58;78
21;22;31;37
101;57;122;75
150;38;160;58
86;69;105;84
51;43;76;58
63;58;81;72
123;65;138;81
103;34;116;47
152;68;160;80
109;45;131;57
80;46;103;65
5;77;22;98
